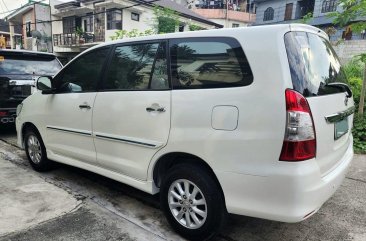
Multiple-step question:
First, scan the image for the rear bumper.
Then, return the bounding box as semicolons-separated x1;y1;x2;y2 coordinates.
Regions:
216;136;353;222
0;108;16;124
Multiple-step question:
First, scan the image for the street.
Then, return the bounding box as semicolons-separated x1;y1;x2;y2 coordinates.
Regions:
0;126;365;241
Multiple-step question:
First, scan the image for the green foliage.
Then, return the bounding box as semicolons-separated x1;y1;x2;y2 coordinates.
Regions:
328;0;366;33
343;58;364;79
75;27;84;37
157;16;177;33
349;77;362;104
188;24;206;31
353;115;366;153
153;6;180;34
345;57;366;153
110;29;154;40
299;12;313;24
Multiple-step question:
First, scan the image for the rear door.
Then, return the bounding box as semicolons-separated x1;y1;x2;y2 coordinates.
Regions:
285;31;354;175
92;41;171;180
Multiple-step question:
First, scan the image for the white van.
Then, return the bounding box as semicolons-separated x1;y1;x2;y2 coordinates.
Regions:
16;24;354;240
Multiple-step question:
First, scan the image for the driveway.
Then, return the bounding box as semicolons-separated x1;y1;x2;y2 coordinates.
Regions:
0;128;365;241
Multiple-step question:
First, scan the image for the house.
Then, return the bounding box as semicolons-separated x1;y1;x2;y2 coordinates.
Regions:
50;0;223;60
6;0;53;52
0;19;22;49
173;0;256;28
253;0;366;41
193;0;256;28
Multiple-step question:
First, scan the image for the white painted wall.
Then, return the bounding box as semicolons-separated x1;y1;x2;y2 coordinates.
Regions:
50;0;63;34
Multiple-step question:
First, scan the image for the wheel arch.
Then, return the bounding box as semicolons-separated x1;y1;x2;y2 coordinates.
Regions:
21;122;41;144
152;152;226;204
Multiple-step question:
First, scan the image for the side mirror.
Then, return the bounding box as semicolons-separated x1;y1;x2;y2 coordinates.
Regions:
36;76;55;94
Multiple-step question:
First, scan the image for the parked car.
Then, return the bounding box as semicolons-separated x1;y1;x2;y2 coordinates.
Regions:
16;24;354;240
0;50;62;125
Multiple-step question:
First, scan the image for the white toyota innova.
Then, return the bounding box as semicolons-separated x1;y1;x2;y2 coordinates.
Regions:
16;24;354;240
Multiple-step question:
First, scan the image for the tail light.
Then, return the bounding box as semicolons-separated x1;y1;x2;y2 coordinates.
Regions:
279;89;316;161
0;111;7;117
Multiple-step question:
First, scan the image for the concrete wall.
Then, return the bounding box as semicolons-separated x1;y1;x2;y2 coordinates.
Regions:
313;0;343;18
254;0;345;25
35;4;52;52
50;0;63;35
22;9;34;50
255;0;300;25
121;9;149;33
332;40;366;64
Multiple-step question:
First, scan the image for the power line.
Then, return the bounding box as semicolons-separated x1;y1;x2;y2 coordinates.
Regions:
0;0;48;16
0;1;4;14
1;0;9;12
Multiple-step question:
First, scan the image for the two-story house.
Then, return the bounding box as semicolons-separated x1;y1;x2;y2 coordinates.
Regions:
50;0;222;60
178;0;257;28
253;0;366;41
6;0;53;52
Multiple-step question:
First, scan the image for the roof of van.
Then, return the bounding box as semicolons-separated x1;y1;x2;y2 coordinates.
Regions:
93;23;326;48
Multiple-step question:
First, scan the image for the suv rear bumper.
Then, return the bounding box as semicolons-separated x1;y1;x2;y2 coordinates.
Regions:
216;136;353;222
0;108;16;124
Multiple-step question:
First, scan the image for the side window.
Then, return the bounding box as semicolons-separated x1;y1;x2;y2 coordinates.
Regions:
103;42;168;90
151;42;169;89
170;38;253;89
54;48;109;93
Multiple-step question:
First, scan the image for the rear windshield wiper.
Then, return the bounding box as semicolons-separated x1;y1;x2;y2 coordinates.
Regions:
325;83;352;98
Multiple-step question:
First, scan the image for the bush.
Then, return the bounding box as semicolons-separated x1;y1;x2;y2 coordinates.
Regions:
353;115;366;153
349;77;362;106
343;58;364;79
345;58;366;153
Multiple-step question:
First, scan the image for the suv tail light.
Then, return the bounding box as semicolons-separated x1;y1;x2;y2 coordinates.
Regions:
279;89;316;161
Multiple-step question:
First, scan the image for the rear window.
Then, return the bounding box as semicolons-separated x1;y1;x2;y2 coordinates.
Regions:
0;54;61;76
170;37;253;89
285;32;348;97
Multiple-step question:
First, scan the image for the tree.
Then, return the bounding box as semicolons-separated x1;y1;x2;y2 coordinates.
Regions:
357;54;366;116
329;0;366;117
152;6;180;34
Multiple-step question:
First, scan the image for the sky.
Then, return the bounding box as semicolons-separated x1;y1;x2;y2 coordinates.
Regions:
0;0;70;18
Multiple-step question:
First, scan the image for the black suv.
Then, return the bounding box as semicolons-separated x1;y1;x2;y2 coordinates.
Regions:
0;50;62;125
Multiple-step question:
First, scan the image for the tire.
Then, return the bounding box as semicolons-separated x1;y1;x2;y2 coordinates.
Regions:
24;128;53;172
160;163;227;240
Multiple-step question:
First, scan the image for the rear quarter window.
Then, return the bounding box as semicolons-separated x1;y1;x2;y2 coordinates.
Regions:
285;32;348;97
170;37;253;89
0;54;61;76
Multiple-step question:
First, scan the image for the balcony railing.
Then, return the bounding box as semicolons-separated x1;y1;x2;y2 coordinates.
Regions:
53;33;104;47
193;8;256;23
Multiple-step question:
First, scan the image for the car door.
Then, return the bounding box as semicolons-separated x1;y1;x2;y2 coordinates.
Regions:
92;41;171;180
44;47;110;165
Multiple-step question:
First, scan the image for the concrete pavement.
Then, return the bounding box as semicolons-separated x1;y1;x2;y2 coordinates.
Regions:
0;130;365;241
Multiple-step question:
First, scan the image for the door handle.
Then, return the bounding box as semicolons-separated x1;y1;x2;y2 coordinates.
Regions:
146;107;156;112
79;104;91;110
146;106;165;112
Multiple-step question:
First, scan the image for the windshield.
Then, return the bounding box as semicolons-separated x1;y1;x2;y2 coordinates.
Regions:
285;31;348;97
0;55;61;76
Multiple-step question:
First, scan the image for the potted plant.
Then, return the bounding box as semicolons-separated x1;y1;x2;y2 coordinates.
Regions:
75;27;85;44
